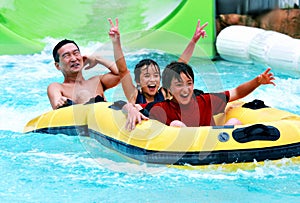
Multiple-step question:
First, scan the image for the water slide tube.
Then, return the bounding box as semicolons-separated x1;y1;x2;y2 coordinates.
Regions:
0;0;216;58
216;25;300;72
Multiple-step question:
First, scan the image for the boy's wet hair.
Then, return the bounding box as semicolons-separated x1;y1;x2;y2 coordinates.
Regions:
134;59;160;83
162;61;194;89
52;39;80;62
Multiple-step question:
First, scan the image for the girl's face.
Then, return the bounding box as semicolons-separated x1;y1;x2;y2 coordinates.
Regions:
139;64;161;97
169;72;194;105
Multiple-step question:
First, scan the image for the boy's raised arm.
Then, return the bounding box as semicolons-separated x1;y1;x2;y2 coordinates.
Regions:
178;19;208;64
229;68;276;102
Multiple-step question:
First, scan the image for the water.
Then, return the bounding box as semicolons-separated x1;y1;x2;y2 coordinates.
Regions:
2;1;300;202
1;39;300;202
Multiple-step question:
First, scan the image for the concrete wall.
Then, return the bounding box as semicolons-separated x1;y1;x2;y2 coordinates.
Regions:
216;0;299;15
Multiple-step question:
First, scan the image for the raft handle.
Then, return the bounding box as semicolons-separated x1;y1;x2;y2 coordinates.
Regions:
233;124;280;143
242;99;269;109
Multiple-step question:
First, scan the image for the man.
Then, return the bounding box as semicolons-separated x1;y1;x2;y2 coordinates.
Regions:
48;39;120;109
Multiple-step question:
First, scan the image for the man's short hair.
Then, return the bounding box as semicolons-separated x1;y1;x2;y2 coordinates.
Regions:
52;39;80;62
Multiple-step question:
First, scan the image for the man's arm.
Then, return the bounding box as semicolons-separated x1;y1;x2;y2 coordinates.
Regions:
101;72;121;90
178;19;208;64
229;68;276;102
83;43;121;91
84;55;119;75
47;83;68;109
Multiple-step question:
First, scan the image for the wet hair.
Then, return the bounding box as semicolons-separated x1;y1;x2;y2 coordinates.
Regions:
162;61;194;89
52;39;80;62
134;59;160;83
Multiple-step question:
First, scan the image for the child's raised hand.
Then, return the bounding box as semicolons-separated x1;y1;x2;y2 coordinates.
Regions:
192;19;208;43
108;18;120;41
258;67;276;86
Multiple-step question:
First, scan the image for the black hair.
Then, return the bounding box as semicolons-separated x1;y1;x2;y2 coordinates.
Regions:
162;61;194;89
52;39;80;62
134;59;160;83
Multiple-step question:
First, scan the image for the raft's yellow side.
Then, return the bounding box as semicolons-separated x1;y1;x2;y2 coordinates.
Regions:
171;156;300;171
224;101;300;124
23;100;300;169
87;102;300;152
23;104;89;133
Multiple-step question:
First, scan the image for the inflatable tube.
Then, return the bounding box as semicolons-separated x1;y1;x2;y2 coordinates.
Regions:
23;104;89;136
0;0;216;58
216;25;300;72
24;100;300;170
215;26;264;63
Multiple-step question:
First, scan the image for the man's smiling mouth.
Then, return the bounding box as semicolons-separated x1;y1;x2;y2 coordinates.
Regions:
71;63;80;68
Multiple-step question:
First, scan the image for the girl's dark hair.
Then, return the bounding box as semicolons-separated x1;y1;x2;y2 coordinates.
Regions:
52;39;80;62
162;61;194;89
134;59;160;83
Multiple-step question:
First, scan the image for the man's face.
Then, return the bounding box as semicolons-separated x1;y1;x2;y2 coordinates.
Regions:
56;43;83;74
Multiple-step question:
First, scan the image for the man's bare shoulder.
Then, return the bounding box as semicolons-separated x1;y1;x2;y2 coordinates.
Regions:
48;82;62;88
47;82;63;91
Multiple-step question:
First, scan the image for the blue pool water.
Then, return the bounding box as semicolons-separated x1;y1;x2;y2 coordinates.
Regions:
1;38;300;202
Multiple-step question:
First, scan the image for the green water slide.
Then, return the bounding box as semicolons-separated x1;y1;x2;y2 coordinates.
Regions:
124;0;216;59
0;0;216;58
0;0;94;55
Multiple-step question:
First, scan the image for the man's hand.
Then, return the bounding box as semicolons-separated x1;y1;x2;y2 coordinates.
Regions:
83;55;97;70
55;96;68;109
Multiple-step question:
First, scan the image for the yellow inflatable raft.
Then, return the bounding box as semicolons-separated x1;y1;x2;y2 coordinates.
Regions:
24;99;300;168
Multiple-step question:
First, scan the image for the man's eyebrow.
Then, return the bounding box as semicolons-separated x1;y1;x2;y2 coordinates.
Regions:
61;51;70;57
61;48;79;56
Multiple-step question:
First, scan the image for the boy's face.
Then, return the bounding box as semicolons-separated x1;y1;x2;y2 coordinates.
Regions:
169;72;194;105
